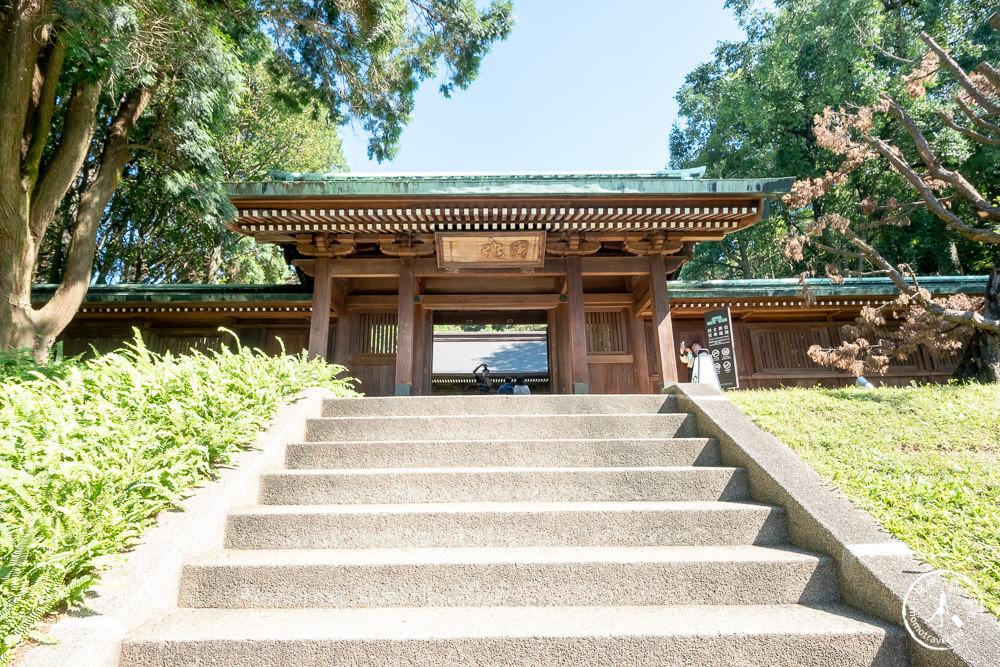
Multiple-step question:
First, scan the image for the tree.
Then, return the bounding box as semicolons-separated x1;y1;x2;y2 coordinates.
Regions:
33;63;348;286
0;0;514;360
783;18;1000;382
669;0;998;281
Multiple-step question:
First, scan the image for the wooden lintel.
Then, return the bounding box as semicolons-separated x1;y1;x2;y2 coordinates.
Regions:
417;258;568;277
579;256;651;276
333;258;401;278
583;294;634;308
587;354;634;364
418;294;561;310
345;294;399;309
298;255;664;279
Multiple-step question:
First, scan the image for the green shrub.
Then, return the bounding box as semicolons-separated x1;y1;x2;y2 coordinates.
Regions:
0;332;357;662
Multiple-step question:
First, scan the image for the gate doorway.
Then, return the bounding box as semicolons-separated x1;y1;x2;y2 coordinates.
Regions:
430;310;550;394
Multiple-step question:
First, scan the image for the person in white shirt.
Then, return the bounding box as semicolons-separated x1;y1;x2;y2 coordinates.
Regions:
678;340;702;381
512;375;530;395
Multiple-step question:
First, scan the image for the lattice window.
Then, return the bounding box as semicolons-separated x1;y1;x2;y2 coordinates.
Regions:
585;310;628;354
355;311;397;355
750;327;827;370
149;334;226;356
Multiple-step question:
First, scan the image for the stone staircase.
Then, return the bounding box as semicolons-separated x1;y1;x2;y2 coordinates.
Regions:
121;395;908;666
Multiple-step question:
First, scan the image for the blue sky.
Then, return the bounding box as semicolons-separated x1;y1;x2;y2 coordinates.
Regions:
339;1;748;173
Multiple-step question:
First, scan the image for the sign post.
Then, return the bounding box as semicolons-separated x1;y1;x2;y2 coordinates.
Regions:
704;307;739;389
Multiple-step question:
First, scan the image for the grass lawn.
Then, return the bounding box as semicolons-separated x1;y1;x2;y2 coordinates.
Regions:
729;383;1000;617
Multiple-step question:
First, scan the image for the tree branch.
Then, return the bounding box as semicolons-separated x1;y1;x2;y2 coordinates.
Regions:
939;109;1000;145
955;98;1000;138
813;240;867;259
866;104;1000;242
23;37;65;188
976;60;1000;93
852;16;917;64
837;224;1000;335
29;79;102;243
0;0;47;189
920;31;1000;114
37;86;152;336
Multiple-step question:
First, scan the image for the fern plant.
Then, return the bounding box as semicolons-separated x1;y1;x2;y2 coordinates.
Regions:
0;331;358;662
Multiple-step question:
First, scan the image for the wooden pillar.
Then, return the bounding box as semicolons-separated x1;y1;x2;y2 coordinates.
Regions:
423;307;434;395
630;305;650;394
394;256;416;395
547;309;559;395
308;256;332;360
649;253;679;388
411;302;429;396
566;255;590;394
555;303;572;394
333;308;352;367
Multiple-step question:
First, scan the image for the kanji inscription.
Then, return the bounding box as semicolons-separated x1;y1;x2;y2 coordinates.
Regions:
436;232;546;269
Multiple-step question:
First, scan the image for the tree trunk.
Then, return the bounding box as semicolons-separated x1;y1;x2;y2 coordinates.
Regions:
737;237;753;279
206;224;226;283
0;85;150;363
954;251;1000;383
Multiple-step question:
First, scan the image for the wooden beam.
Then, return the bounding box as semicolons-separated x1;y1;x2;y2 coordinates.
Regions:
566;255;590;393
307;257;332;360
417;294;561;310
415;258;567;277
394;256;416;395
330;278;346;316
584;294;634;308
345;295;399;309
632;284;651;314
298;255;687;279
649;254;680;387
579;256;651;276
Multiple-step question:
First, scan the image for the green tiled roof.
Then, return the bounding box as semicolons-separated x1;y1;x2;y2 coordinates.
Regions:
666;276;988;299
226;171;796;199
30;276;988;305
31;284;312;304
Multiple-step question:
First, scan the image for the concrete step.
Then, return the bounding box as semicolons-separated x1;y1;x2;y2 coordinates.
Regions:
121;604;909;667
225;500;788;550
258;466;749;505
322;394;679;417
305;413;699;442
286;437;721;469
178;545;838;608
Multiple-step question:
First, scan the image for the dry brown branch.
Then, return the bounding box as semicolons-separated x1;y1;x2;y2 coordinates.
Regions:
919;31;1000;114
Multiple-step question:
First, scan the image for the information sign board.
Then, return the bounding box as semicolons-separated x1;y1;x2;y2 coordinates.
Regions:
704;307;739;389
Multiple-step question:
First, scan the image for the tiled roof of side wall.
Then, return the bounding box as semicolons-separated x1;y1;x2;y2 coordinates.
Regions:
31;284;313;304
666;276;989;299
30;276;989;305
